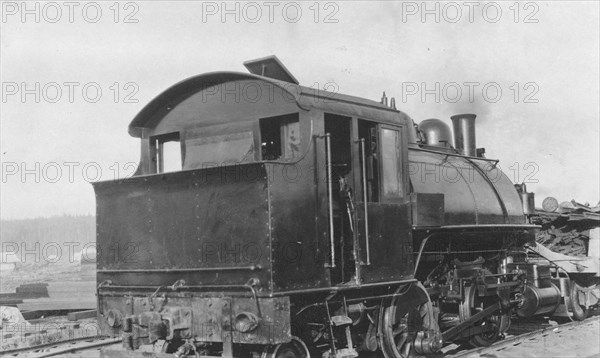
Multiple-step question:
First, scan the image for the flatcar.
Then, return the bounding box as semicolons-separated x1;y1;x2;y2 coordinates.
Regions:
93;56;565;358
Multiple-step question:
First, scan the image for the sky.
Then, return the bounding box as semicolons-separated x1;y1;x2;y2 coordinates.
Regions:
1;0;599;219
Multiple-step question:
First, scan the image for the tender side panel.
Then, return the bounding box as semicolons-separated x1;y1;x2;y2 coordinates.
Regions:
93;164;271;290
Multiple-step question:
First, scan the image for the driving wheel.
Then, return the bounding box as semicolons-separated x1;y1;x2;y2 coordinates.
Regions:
378;283;439;358
459;284;510;347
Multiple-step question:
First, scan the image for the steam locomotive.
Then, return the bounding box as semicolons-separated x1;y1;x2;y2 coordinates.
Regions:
94;56;567;358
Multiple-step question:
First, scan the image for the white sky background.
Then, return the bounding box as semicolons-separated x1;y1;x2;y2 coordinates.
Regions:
0;0;598;219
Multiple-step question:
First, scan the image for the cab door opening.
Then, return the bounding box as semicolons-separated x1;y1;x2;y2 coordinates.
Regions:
324;113;356;284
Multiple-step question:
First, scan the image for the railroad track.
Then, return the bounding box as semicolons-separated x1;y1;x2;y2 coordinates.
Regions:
2;316;598;358
2;336;121;358
449;315;600;358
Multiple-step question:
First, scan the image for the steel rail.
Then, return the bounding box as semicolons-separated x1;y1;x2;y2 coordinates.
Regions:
449;315;600;357
1;336;109;356
3;337;121;358
33;337;122;358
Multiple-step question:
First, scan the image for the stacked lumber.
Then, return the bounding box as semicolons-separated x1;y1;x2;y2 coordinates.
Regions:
534;199;600;257
536;226;590;256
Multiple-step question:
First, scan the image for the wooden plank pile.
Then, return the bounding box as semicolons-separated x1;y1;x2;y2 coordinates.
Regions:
534;200;600;257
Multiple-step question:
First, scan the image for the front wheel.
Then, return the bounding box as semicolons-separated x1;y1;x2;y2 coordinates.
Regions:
459;285;510;348
569;282;591;321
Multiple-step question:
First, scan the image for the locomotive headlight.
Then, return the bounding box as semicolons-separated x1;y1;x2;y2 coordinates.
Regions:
233;312;260;333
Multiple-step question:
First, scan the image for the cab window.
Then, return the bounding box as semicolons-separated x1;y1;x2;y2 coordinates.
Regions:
151;132;181;173
259;113;301;160
183;131;255;169
381;128;403;199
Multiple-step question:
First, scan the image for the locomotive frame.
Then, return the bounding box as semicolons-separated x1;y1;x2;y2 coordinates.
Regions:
94;56;563;358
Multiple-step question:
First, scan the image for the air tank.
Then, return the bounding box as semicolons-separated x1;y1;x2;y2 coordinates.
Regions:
451;114;477;157
418;119;453;147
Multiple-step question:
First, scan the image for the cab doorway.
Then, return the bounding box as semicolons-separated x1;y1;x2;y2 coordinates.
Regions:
324;114;356;284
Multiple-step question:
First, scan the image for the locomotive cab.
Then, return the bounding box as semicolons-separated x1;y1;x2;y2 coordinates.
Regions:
94;56;547;358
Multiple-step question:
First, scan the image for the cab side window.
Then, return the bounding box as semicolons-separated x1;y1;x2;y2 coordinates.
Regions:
260;113;300;160
380;128;403;199
151;132;181;173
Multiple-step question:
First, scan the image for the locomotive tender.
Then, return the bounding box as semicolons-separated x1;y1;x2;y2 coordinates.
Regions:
94;56;562;358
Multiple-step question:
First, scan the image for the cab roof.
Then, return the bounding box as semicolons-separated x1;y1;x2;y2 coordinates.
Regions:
129;69;411;138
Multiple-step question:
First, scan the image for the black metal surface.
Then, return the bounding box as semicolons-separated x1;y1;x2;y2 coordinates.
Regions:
93;163;271;291
411;193;445;227
408;149;525;225
267;162;329;292
357;203;414;283
91;59;543;354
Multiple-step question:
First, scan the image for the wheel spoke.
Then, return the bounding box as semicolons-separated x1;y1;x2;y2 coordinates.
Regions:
378;283;439;358
392;323;407;336
394;332;408;350
461;285;504;348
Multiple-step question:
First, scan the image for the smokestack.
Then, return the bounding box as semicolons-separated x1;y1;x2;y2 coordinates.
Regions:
450;114;477;156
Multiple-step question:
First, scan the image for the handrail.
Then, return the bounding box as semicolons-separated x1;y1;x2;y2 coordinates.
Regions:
97;280;260;294
359;139;371;265
97;266;261;274
408;146;500;164
325;133;335;268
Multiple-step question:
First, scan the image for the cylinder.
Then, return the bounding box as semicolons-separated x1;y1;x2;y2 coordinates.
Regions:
450;114;477;156
517;283;561;317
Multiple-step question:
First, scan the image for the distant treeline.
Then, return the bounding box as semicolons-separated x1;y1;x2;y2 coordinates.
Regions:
1;215;95;264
